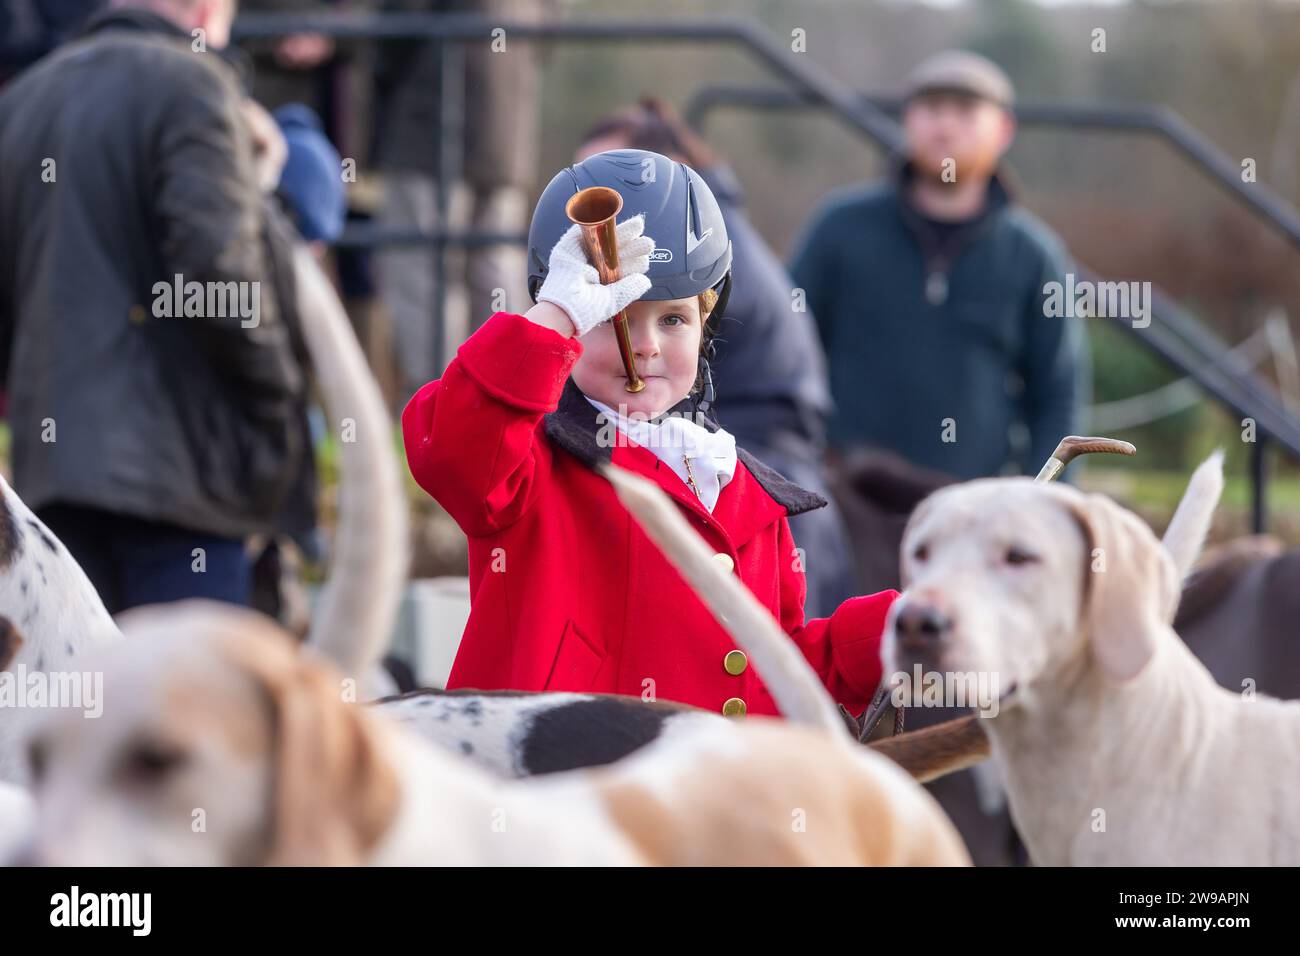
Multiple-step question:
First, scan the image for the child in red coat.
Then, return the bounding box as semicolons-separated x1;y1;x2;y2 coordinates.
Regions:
402;149;897;718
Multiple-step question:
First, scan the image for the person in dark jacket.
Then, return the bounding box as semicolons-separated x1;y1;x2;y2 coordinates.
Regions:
0;0;305;613
576;99;859;617
0;0;103;85
240;0;338;114
372;0;551;400
790;51;1086;481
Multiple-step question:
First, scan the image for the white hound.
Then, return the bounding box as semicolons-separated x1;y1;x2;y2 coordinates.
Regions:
884;452;1300;865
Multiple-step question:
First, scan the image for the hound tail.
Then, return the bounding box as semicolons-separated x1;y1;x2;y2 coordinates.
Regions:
292;246;410;681
600;464;846;738
1161;450;1224;580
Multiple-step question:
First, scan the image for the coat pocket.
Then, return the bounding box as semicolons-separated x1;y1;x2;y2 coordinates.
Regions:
543;619;605;691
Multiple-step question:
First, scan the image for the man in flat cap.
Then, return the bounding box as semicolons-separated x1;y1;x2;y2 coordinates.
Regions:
791;50;1087;482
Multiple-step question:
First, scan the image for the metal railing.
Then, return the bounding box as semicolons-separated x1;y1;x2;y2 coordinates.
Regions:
236;11;901;373
234;13;1300;530
685;86;1300;531
686;88;1300;252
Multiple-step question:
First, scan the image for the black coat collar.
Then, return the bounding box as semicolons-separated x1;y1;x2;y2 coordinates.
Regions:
543;379;827;517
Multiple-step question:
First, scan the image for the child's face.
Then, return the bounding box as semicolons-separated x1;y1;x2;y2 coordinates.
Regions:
572;296;703;417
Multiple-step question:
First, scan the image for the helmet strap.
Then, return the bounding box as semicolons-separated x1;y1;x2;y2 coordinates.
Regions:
693;354;716;419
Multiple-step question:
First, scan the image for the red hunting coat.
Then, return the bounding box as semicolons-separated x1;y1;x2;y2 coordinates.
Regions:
402;311;897;718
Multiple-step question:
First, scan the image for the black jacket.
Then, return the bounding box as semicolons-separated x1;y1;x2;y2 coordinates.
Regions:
702;164;833;461
0;9;304;536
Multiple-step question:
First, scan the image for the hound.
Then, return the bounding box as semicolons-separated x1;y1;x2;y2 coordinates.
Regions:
18;596;970;866
16;464;973;865
1175;535;1300;700
0;475;120;784
884;452;1300;865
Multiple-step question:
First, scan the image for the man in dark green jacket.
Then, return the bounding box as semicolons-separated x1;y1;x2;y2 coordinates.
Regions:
790;51;1086;480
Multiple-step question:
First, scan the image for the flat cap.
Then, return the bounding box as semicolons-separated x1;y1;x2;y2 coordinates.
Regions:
902;50;1015;108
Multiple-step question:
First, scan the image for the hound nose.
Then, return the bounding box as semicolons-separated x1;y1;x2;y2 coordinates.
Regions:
894;602;953;651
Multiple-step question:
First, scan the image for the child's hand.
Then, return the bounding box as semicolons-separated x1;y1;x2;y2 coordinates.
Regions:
535;215;654;337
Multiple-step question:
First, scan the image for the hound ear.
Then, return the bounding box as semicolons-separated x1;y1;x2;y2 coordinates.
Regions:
1067;493;1179;682
226;633;401;866
262;656;402;866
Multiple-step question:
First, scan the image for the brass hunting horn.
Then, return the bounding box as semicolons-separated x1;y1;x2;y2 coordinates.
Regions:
564;186;645;393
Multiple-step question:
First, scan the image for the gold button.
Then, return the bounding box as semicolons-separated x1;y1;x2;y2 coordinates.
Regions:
722;697;746;717
128;304;146;325
712;552;735;574
724;650;747;676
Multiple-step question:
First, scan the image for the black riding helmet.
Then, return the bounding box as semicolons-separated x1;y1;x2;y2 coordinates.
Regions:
527;149;733;335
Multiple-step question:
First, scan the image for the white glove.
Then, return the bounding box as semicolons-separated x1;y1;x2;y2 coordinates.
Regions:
536;215;655;336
